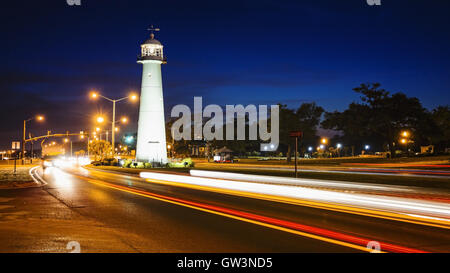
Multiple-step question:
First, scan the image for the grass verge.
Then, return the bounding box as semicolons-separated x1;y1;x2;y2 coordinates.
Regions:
0;165;36;189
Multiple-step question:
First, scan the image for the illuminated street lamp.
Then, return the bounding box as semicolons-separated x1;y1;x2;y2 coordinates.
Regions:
321;138;328;144
96;116;105;123
336;143;342;149
90;91;138;156
365;145;370;150
401;131;409;138
22;115;45;162
126;136;134;143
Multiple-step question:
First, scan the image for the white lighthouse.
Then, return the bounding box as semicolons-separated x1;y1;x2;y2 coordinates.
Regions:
136;27;168;164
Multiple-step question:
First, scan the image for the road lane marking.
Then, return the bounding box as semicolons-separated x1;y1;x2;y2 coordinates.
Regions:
29;166;47;186
68;172;428;253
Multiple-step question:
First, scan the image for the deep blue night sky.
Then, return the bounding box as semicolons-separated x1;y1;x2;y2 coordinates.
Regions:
1;0;449;149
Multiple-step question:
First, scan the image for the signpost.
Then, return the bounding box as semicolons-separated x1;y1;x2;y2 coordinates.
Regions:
289;131;302;178
12;141;20;174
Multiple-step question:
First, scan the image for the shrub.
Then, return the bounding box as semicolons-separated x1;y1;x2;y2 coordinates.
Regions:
123;159;132;168
130;162;145;169
181;158;194;167
91;160;102;166
168;158;194;168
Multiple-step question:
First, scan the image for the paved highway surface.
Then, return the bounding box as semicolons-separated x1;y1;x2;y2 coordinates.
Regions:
1;164;449;252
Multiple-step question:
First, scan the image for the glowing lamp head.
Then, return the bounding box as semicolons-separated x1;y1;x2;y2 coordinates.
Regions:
90;91;98;99
321;138;327;144
336;143;342;149
36;115;44;121
400;138;407;144
130;93;138;101
121;117;128;123
126;136;134;143
365;145;370;150
96;116;105;123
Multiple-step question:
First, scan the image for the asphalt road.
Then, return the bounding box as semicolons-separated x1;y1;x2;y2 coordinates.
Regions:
1;165;449;252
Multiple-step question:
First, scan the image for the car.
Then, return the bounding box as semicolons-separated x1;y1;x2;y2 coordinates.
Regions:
41;155;60;169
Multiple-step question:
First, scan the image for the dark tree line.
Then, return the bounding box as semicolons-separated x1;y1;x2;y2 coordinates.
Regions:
321;83;449;157
164;83;449;159
278;103;324;161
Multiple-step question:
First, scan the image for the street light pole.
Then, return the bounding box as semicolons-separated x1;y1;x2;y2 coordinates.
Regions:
22;115;44;164
22;119;26;164
87;137;90;158
90;91;137;158
112;100;116;156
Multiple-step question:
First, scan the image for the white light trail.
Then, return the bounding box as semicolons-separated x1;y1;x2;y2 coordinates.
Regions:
190;170;414;192
140;171;450;222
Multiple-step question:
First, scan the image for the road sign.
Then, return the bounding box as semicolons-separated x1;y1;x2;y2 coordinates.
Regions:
12;141;20;150
289;131;303;137
288;131;302;178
